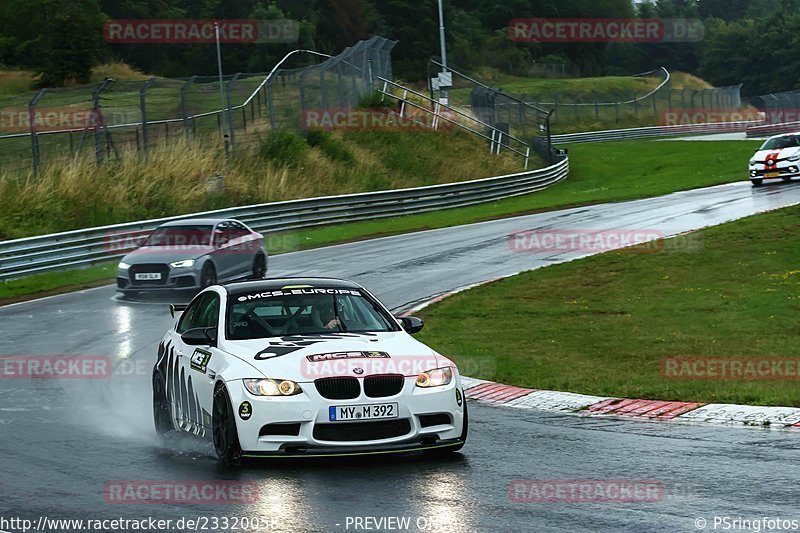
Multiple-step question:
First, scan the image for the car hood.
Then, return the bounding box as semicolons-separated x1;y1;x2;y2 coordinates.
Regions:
122;245;213;265
753;146;800;161
223;331;448;382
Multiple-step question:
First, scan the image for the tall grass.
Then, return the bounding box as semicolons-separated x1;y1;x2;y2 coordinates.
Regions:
0;128;526;240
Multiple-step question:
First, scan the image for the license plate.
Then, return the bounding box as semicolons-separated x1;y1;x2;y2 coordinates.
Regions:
765;172;780;178
329;403;398;422
135;272;162;280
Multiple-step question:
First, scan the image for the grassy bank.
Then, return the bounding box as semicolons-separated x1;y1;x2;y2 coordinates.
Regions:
1;138;759;303
416;205;800;407
0;129;523;240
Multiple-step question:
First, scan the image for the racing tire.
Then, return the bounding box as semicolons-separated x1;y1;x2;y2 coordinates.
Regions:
751;179;763;187
424;396;468;457
212;384;242;465
200;263;217;289
252;254;267;280
152;373;174;436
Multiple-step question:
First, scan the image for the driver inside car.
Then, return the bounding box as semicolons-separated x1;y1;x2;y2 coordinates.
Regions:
311;297;347;331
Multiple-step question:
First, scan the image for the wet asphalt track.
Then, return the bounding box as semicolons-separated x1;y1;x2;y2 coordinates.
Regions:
2;180;800;532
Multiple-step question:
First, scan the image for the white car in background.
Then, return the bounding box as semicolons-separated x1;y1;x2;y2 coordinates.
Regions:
748;132;800;186
152;278;468;464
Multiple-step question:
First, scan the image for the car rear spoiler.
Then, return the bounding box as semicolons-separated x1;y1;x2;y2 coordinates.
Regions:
169;304;188;318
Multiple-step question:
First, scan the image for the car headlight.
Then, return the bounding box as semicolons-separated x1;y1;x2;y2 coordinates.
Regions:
118;261;131;270
169;259;195;268
789;155;800;162
243;378;303;396
416;367;453;388
749;159;757;166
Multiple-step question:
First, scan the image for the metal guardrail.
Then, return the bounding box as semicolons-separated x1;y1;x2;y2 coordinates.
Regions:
745;120;800;138
0;158;568;281
376;77;532;167
551;121;759;144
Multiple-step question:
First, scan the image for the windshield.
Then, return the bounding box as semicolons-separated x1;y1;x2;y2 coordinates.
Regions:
760;136;800;150
145;225;213;247
227;288;399;340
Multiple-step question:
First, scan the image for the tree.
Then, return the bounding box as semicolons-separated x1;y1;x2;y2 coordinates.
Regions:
0;0;108;85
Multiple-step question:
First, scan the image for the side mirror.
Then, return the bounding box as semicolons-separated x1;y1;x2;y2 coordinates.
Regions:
399;316;424;334
181;327;217;346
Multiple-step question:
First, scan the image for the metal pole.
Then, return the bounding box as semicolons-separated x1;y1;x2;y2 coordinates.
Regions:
215;21;230;159
180;75;196;138
226;73;241;152
29;88;47;177
437;0;448;104
140;77;155;155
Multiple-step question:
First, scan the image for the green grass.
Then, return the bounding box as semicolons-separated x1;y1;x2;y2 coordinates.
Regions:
0;262;117;302
415;205;800;407
0;138;759;303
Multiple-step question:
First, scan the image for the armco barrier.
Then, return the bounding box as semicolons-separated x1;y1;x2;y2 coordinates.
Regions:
745;120;800;138
0;157;568;281
551;120;758;144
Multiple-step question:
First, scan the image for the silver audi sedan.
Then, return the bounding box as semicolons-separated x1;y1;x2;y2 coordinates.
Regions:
116;218;267;296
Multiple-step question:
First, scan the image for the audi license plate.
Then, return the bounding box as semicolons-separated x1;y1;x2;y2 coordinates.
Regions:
135;273;162;281
329;403;398;422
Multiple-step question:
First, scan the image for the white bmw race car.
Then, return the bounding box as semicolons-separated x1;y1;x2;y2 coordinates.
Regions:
152;278;468;463
748;132;800;186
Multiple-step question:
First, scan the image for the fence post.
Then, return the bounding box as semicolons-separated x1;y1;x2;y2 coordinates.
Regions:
320;68;328;110
28;88;47;177
139;77;156;155
299;71;307;114
180;76;196;138
337;62;345;108
226;73;241;152
78;77;114;165
267;77;276;129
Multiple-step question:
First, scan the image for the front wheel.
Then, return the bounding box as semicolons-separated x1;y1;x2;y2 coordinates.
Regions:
751;178;763;187
252;254;267;280
200;263;217;288
212;384;242;465
782;176;792;182
152;373;174;435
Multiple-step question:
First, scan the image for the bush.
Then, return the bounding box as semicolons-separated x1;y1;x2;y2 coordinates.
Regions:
258;130;307;166
357;91;394;109
305;130;354;163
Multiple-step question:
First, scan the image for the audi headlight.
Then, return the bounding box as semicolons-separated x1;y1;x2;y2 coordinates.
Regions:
416;367;453;388
749;159;757;166
243;378;302;396
789;155;800;162
169;259;195;268
118;261;131;270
